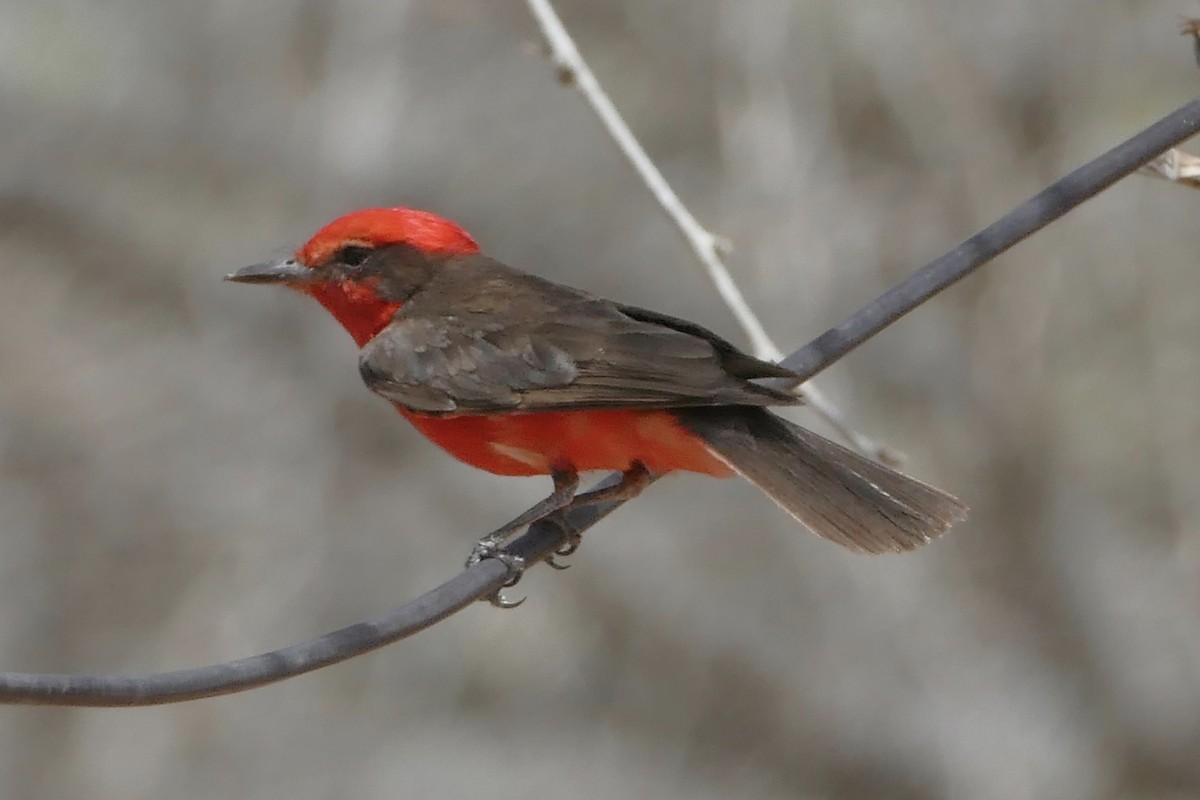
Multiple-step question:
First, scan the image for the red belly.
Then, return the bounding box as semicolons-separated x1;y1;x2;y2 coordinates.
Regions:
398;407;733;477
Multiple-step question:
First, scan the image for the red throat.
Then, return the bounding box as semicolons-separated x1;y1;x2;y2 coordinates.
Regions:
305;280;402;347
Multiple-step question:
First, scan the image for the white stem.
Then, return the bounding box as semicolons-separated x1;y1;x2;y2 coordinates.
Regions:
524;0;890;460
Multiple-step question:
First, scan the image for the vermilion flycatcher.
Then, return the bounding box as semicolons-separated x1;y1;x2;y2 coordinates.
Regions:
229;207;965;564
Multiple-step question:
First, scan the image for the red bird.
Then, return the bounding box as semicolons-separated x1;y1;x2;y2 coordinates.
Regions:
229;207;965;562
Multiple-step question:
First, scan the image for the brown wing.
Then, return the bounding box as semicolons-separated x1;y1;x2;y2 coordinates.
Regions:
358;256;799;415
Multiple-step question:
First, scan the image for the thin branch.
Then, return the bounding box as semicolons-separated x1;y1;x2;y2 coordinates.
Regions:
523;0;888;460
0;474;634;706
3;90;1199;706
525;0;771;357
1184;15;1200;68
0;560;508;706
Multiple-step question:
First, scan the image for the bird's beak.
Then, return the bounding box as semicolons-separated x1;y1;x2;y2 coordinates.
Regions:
225;258;314;285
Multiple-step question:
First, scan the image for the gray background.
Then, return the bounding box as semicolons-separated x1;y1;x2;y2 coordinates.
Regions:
1;1;1198;798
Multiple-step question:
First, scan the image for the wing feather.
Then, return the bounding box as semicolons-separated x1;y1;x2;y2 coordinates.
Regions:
358;257;800;415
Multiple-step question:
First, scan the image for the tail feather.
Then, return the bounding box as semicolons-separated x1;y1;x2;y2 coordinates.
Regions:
679;407;967;554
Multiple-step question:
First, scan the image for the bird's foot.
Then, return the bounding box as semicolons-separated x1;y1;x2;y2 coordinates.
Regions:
547;519;583;569
466;465;648;606
466;533;504;568
474;469;580;553
467;539;528;608
545;534;583;570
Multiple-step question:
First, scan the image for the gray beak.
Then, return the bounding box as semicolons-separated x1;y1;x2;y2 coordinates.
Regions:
225;258;313;285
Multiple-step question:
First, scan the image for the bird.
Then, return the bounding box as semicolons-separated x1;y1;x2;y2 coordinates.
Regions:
228;206;966;586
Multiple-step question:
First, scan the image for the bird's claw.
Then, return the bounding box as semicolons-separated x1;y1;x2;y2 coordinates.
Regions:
490;552;527;608
466;537;498;569
467;507;583;605
491;589;526;609
467;539;528;609
540;510;583;569
554;532;582;558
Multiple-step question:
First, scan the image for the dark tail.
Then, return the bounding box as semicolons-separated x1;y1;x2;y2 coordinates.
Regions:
679;407;967;554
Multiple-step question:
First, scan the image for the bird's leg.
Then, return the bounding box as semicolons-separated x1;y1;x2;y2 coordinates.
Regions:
471;463;652;607
468;468;579;569
565;462;652;508
545;462;654;571
551;462;651;560
469;469;579;608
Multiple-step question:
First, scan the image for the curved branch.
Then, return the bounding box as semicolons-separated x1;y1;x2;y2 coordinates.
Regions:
0;504;596;706
0;557;507;706
2;19;1198;706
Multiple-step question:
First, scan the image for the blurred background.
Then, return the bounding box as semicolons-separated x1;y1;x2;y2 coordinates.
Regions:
1;1;1198;797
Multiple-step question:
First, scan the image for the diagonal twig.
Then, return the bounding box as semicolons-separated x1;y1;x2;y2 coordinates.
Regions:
523;0;889;460
1183;15;1200;68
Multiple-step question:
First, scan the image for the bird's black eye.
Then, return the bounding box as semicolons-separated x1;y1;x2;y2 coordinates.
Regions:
337;245;372;266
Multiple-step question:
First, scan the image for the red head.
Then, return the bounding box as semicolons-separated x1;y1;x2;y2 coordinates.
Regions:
228;207;480;346
295;207;479;266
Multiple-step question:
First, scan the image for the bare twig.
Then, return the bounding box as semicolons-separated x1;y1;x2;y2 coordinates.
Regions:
1183;15;1200;68
524;0;770;356
523;0;889;460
